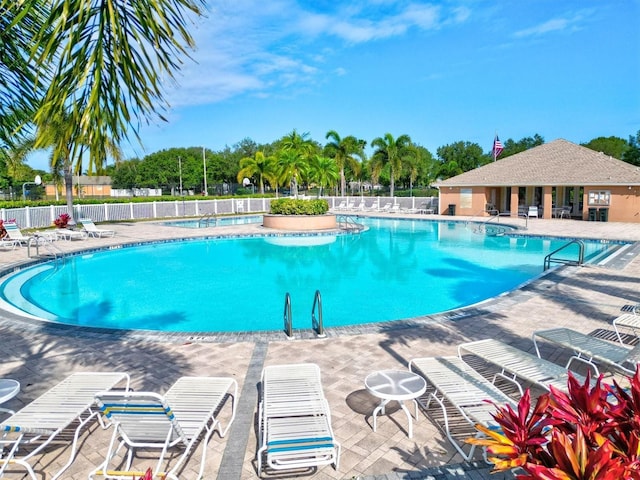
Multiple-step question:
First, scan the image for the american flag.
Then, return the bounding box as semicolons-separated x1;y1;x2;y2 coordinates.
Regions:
492;135;504;159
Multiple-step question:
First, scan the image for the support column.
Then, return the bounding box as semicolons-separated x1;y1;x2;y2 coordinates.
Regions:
543;186;553;219
510;187;519;217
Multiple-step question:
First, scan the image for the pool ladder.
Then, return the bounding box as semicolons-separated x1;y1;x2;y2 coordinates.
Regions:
283;290;325;338
27;235;66;267
198;213;217;227
543;239;585;271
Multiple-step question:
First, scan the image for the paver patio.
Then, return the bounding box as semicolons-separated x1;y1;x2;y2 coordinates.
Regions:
0;213;638;479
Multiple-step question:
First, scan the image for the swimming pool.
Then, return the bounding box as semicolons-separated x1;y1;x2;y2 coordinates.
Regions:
0;218;622;333
163;215;263;228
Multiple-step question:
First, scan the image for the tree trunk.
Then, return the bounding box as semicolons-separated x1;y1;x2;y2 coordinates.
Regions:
64;167;76;225
340;168;345;197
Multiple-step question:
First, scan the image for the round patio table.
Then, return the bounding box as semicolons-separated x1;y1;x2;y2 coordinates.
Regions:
365;370;426;438
0;378;20;415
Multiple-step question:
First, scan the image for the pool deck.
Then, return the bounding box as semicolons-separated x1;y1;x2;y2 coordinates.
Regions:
1;213;639;480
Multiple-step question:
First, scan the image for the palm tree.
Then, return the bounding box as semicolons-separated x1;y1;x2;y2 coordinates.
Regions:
324;131;365;197
36;110;122;221
4;0;204;187
370;133;412;197
279;130;315;197
277;150;308;198
237;151;274;194
308;155;339;197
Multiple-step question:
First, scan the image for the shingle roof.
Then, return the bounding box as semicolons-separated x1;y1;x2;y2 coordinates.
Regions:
435;139;640;187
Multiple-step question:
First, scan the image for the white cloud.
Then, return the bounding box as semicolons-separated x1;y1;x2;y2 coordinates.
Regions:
514;11;588;38
162;1;472;107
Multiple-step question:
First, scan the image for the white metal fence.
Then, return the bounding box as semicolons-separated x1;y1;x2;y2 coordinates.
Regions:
2;196;439;229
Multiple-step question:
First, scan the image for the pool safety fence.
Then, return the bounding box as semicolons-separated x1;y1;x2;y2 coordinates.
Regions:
1;197;439;230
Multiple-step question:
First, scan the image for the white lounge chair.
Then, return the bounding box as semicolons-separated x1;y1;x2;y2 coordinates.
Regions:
378;202;392;212
408;356;515;461
90;376;237;480
0;372;130;480
257;363;340;475
532;327;640;375
612;312;640;344
56;228;88;240
458;338;585;395
527;206;539;218
79;218;116;237
3;222;32;246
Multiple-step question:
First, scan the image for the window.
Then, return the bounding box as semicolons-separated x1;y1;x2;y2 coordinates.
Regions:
588;190;610;206
460;188;472;208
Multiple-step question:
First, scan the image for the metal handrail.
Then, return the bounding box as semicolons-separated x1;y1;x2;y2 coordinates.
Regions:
311;289;325;337
27;235;65;265
283;292;293;337
198;213;216;227
335;214;364;233
544;239;585;271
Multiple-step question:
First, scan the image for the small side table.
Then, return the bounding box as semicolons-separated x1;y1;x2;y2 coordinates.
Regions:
0;378;20;415
365;370;426;438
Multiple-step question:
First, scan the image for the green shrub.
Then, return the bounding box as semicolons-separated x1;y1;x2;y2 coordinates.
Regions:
270;198;329;215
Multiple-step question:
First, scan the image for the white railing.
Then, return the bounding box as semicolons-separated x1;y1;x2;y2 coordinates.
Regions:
1;196;438;229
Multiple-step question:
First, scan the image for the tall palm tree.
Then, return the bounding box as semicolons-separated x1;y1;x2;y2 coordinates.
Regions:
36;110;122;221
280;130;314;197
324;130;365;197
277;150;308;198
308;154;339;197
3;0;204;186
370;133;412;197
237;151;274;194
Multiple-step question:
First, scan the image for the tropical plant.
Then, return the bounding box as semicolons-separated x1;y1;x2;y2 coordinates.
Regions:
2;0;203;214
237;151;274;194
468;368;640;479
324;130;365;196
370;133;412;197
53;213;71;228
307;154;339;197
279;130;315;197
270;198;329;215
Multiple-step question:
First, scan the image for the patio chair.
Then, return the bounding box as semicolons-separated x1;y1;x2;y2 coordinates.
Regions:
527;206;539;218
56;228;88;241
0;371;130;480
532;327;640;375
257;363;340;475
377;202;392;212
79;218;116;237
408;356;515;461
3;222;32;246
89;376;237;480
458;338;585;395
612;312;640;344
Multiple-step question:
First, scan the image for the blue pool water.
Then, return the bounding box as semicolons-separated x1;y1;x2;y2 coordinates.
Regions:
163;215;262;228
0;218;619;332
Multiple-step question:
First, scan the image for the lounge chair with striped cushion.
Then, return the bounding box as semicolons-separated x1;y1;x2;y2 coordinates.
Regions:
257;363;340;475
89;376;237;480
0;372;130;480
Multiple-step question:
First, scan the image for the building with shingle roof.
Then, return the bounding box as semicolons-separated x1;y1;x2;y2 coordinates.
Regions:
434;139;640;222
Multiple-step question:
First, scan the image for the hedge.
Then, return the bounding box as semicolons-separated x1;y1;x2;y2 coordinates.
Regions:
269;198;329;215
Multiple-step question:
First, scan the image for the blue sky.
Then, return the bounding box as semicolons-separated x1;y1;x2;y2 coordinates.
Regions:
27;0;640;170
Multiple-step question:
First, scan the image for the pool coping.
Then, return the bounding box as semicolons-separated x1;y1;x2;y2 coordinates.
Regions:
1;217;637;344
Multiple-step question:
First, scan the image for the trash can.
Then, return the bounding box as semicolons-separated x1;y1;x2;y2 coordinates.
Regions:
599;208;609;222
448;204;456;216
588;208;597;221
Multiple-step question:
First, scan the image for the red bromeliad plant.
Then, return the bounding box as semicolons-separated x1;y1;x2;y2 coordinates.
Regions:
137;468;153;480
468;366;640;479
54;213;71;228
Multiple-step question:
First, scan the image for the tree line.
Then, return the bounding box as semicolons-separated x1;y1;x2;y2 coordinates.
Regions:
105;130;640;197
